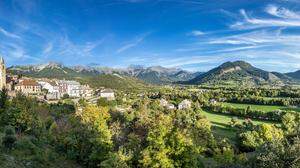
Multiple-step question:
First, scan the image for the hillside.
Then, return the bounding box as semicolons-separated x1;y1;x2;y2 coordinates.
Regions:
7;63;150;90
77;74;150;91
286;70;300;80
187;61;293;86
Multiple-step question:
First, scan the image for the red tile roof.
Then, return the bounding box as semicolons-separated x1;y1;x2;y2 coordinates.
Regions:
16;79;40;86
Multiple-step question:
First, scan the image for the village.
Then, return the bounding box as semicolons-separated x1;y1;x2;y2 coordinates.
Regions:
0;57;115;103
0;57;197;112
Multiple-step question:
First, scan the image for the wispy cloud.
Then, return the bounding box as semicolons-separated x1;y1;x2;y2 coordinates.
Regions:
188;30;205;36
209;28;300;47
0;42;41;62
265;4;300;19
231;5;300;29
116;32;150;54
0;26;21;39
42;42;53;55
40;35;105;63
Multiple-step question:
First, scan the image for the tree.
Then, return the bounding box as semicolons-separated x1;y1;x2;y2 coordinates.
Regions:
2;126;17;150
281;113;300;136
238;124;284;151
250;137;300;168
0;88;8;109
140;114;174;168
80;105;113;165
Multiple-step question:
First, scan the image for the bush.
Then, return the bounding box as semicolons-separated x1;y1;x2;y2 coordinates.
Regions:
15;136;38;155
2;126;17;149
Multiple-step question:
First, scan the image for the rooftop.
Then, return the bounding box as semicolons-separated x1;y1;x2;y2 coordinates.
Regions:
16;79;40;86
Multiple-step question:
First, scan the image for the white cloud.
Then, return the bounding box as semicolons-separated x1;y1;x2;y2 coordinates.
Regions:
208;28;300;47
0;42;41;62
42;42;53;55
0;26;21;39
231;6;300;29
41;35;104;62
189;30;205;36
265;4;300;19
116;32;150;54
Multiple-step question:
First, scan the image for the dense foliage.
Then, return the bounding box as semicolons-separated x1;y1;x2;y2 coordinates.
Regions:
0;86;299;167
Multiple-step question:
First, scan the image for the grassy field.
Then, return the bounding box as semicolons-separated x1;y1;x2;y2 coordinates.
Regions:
201;110;277;141
222;102;300;112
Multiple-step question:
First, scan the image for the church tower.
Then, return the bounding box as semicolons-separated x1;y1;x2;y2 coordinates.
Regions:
0;57;6;90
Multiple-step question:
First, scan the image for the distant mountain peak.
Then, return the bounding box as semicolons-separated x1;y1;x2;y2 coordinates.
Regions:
187;60;292;85
128;64;144;69
220;60;252;68
30;62;64;72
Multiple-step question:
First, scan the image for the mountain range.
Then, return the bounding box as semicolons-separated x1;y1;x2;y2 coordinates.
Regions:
8;62;200;84
7;61;300;86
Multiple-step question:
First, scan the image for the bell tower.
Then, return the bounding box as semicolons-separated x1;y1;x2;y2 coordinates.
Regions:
0;57;6;90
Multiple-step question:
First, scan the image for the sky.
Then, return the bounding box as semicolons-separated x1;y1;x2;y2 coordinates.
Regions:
1;0;300;72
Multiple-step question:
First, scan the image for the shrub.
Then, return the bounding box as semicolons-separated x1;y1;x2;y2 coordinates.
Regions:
2;126;17;149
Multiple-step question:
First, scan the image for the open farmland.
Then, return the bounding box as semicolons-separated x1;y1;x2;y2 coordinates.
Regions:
222;102;300;112
201;110;278;141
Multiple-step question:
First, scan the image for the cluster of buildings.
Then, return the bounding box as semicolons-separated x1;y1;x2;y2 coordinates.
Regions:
0;57;115;101
6;76;93;100
160;98;192;110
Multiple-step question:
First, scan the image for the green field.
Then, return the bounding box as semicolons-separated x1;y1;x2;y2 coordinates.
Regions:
201;110;277;141
222;102;300;112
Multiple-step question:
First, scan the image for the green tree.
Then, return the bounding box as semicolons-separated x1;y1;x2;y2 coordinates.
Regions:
2;126;17;150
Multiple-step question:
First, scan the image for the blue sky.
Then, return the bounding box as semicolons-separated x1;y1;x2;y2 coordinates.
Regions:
1;0;300;72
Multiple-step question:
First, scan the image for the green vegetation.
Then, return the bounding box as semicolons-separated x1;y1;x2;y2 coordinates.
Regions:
201;109;275;127
223;102;300;112
0;85;300;167
201;110;277;141
187;61;294;86
78;74;150;91
9;65;151;91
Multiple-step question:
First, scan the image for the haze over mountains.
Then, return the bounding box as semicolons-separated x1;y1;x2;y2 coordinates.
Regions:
7;61;300;85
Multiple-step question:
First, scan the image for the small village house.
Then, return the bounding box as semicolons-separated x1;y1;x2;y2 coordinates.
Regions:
100;89;115;100
15;79;42;95
178;99;191;110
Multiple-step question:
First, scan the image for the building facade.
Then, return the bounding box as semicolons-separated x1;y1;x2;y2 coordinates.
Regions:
15;79;42;94
100;89;115;100
178;99;192;110
0;57;6;90
38;81;59;93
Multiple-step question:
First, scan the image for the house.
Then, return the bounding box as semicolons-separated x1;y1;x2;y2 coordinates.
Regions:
57;80;68;94
56;80;93;98
160;98;169;107
15;79;42;94
57;80;81;97
80;84;93;98
210;99;217;104
38;81;59;93
66;81;81;97
178;99;191;110
100;89;115;100
166;104;176;110
160;98;176;110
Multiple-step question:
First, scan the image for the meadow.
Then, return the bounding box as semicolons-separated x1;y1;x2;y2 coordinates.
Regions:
222;102;300;112
201;109;278;141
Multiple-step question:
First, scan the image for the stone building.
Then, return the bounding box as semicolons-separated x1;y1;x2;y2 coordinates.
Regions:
100;89;115;100
0;57;6;90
